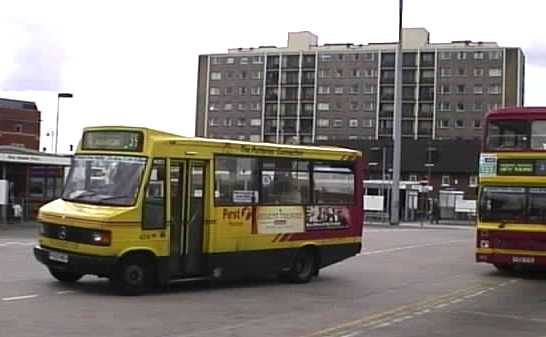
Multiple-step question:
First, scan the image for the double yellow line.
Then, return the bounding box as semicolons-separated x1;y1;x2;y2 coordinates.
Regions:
301;282;503;337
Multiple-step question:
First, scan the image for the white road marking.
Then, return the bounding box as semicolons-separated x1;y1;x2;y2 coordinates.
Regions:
0;241;35;248
56;290;75;295
2;294;39;302
339;331;361;337
361;240;466;256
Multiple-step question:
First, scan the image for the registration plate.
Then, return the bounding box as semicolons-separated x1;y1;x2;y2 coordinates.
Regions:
512;256;535;264
49;251;68;263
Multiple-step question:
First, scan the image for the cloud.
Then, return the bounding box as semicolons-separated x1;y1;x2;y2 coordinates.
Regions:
525;44;546;68
1;23;64;91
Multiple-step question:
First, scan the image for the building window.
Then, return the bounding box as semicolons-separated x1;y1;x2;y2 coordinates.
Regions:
350;102;359;111
457;103;465;112
316;135;328;141
251;87;261;96
457;68;465;76
334;101;343;111
441;175;451;186
211;57;222;65
318;103;330;111
455;119;464;128
210;88;221;96
252;56;264;64
439;119;449;128
364;69;378;78
350;85;360;94
364;85;376;94
440;68;451;77
210;72;222;80
226;57;235;64
237;118;246;127
240;71;248;80
457;84;465;94
224;103;233;111
237;135;246;141
440;84;451;94
249;103;262;111
208;118;219;126
473;102;483;112
474;51;484;60
250;119;261;127
457;51;466;60
473;120;481;129
333;120;343;127
363;102;374;111
363;119;374;128
318;86;330;95
363;53;375;61
352;69;361;77
488;85;501;95
469;175;478;187
348;136;359;140
320;54;332;62
237;103;246;111
224;118;232;127
439;51;451;60
349;119;358;127
335;69;343;78
487;103;500;111
489;50;501;60
249;135;261;142
208;103;219;111
473;85;483;94
440;102;451;111
240;57;249;65
334;87;344;95
224;87;233;95
239;87;248;96
318;119;329;127
319;69;329;78
251;71;262;79
14;124;23;133
473;68;484;77
409;175;418;182
488;68;502;77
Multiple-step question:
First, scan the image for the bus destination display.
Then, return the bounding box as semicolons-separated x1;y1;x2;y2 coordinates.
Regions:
497;159;546;176
82;131;143;151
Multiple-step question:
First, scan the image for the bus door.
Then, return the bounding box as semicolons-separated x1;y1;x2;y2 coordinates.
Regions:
169;160;206;277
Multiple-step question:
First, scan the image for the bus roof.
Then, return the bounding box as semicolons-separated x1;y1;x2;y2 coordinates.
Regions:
486;107;546;120
82;126;362;157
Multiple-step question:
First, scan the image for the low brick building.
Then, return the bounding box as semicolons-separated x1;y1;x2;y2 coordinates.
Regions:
0;98;41;150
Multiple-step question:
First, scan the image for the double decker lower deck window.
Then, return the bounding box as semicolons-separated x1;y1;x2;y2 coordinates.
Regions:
479;186;525;222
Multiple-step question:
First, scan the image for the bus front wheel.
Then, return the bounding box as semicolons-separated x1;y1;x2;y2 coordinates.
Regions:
111;255;155;295
49;267;83;283
288;248;317;283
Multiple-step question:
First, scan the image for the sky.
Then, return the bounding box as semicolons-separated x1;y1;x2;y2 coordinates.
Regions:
1;0;545;154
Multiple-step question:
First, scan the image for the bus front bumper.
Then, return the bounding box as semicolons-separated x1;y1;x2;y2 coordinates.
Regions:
477;252;546;266
34;245;117;277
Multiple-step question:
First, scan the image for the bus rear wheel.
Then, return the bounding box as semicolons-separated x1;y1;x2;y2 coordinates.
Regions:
288;248;317;283
111;255;155;295
49;268;83;283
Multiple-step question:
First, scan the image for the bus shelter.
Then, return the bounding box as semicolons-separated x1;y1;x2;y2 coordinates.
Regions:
0;146;71;222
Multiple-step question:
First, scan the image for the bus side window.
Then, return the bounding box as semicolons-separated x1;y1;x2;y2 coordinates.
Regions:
143;159;166;229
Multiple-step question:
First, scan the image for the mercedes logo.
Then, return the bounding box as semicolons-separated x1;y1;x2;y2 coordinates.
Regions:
58;226;67;240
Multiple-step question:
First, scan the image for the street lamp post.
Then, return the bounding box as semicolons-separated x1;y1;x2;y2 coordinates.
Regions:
390;0;404;225
55;93;73;154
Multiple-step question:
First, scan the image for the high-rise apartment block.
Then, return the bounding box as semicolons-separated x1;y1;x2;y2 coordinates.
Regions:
195;28;524;143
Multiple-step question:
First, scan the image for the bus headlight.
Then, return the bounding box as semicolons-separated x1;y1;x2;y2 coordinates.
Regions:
480;240;490;249
92;231;111;246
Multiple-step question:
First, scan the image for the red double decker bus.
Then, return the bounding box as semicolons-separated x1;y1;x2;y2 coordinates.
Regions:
477;107;546;270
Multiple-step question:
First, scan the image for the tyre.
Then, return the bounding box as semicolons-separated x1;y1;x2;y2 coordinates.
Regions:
288;248;317;284
110;255;155;295
494;263;515;273
49;267;83;283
